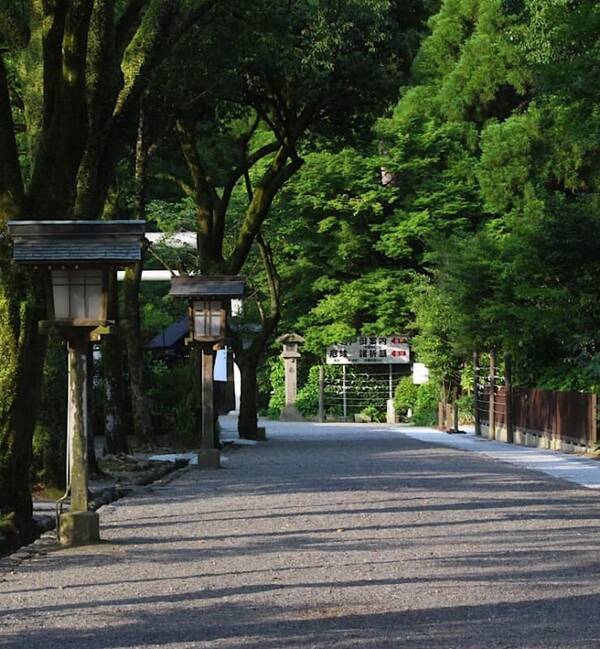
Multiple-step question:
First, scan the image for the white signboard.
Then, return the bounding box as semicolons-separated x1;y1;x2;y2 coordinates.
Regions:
326;336;410;365
412;362;430;385
214;348;228;382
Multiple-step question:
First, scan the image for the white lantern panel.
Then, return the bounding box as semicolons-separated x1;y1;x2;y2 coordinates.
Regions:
192;299;223;339
51;270;71;319
51;269;105;321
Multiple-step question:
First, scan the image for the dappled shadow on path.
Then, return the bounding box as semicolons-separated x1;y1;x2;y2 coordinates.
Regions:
3;591;600;648
3;432;600;647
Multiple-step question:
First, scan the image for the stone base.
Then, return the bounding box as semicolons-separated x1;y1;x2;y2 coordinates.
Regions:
58;511;100;547
240;426;267;441
197;449;220;469
280;405;304;421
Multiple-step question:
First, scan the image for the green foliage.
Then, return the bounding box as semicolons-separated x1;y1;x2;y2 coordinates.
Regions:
146;358;197;442
360;404;384;422
412;381;440;426
296;366;322;418
456;392;475;424
267;358;285;418
33;339;67;488
394;376;420;417
393;376;440;426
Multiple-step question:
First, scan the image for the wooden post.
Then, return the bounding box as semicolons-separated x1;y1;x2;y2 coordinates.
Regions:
474;352;481;436
590;393;597;447
201;345;216;450
505;353;514;444
67;332;89;513
489;350;496;440
318;365;325;423
59;329;100;546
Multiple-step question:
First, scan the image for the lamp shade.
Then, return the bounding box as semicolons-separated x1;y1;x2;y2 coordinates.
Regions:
192;299;225;341
51;269;106;322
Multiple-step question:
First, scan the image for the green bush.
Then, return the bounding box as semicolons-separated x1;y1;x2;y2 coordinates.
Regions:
34;338;67;488
457;392;475;424
147;357;197;442
267;358;285;418
412;381;439;426
360;404;384;422
296;366;321;417
394;376;419;418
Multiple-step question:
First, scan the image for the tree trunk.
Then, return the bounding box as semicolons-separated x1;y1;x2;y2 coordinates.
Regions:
0;263;47;545
120;101;154;446
123;261;154;446
238;356;259;439
103;270;129;455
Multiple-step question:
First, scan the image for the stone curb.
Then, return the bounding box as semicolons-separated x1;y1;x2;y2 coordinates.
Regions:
0;460;190;577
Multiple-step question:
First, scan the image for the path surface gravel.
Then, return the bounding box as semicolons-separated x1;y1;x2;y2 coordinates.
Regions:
2;421;600;648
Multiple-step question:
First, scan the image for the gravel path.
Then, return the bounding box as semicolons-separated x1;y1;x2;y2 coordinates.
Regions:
2;421;600;648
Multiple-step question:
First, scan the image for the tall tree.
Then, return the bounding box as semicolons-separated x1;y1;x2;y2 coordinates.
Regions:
0;0;217;540
147;0;427;432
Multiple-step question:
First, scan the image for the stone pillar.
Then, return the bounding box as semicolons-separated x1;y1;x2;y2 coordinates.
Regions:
284;356;298;406
277;333;305;421
386;364;396;424
59;330;100;546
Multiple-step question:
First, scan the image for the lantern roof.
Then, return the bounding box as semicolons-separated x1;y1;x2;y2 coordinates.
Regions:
7;220;146;265
276;332;305;345
169;275;245;298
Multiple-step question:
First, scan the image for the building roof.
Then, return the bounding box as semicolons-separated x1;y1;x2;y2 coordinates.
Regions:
7;220;146;265
169;275;245;299
146;317;189;350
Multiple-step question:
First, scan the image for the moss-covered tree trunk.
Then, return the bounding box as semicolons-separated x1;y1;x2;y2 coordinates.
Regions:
0;0;217;540
103;271;129;455
121;103;154;445
0;52;47;543
0;261;47;544
123;260;154;445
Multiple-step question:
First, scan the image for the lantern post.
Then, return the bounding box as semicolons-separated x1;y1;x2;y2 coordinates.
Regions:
169;276;245;468
8;220;146;546
276;333;305;421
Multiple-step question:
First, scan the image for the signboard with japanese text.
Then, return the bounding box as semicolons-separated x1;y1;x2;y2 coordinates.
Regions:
326;335;410;365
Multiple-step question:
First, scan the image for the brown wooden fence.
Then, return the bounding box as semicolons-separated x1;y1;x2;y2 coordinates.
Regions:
476;384;597;448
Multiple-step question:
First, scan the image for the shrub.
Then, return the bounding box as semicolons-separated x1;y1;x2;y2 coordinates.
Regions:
394;376;419;418
457;392;475;424
267;358;285;418
360;404;384;422
296;366;321;417
412;381;439;426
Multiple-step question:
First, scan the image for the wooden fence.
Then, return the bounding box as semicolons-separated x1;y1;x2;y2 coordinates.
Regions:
475;370;597;449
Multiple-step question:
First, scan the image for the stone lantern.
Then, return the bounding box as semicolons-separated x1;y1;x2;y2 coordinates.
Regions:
8;220;146;546
276;333;305;421
170;275;245;467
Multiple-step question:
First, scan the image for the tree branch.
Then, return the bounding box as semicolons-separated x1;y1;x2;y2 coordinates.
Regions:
152;172;196;199
256;232;280;324
114;0;147;57
227;148;303;274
